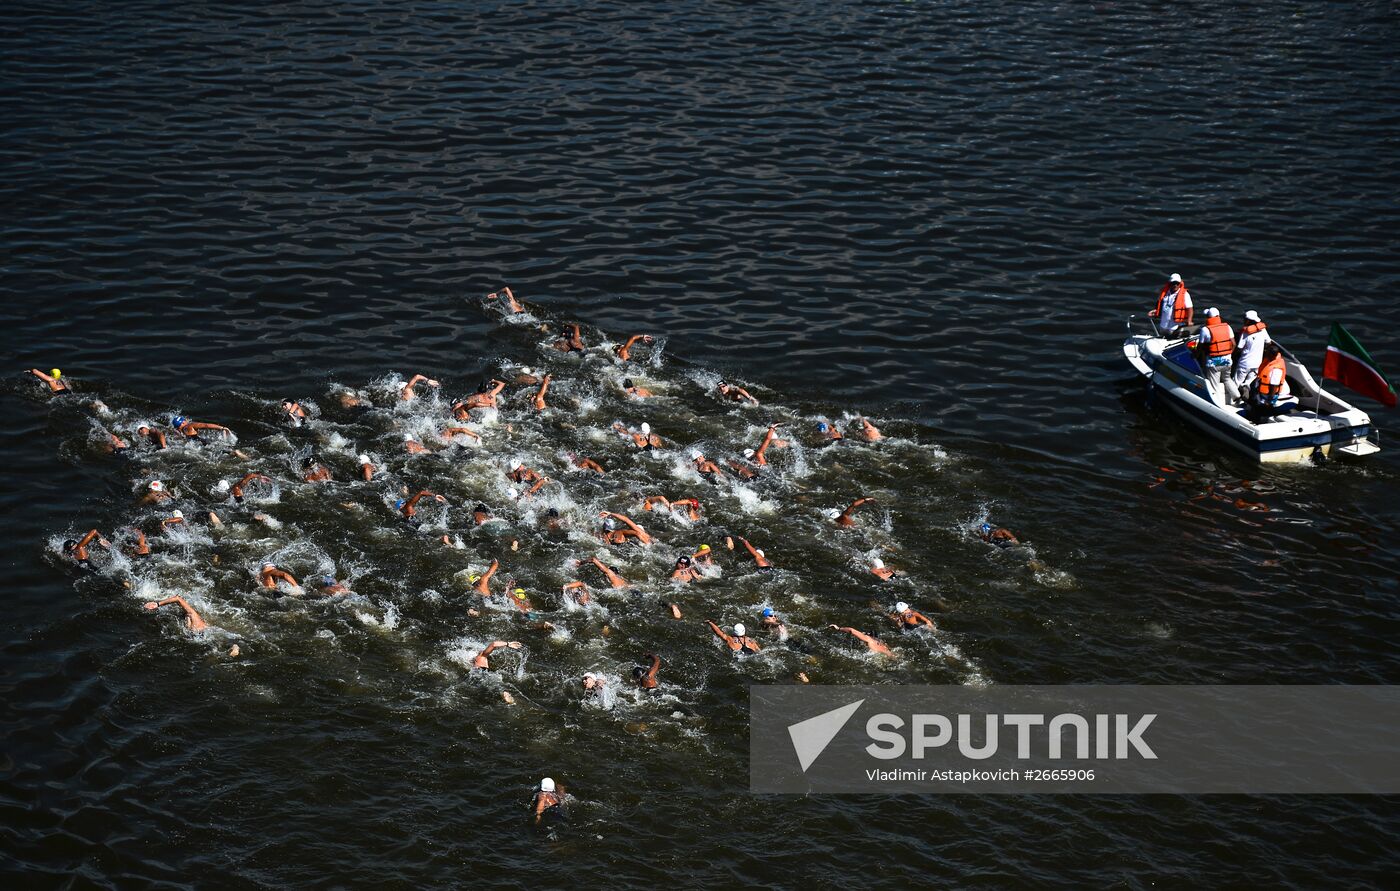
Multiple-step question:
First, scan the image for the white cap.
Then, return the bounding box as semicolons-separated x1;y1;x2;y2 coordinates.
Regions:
689;450;702;460
733;623;746;637
520;366;532;375
357;454;370;464
824;508;841;519
171;509;183;519
1245;310;1260;322
149;480;163;492
540;777;555;792
215;480;230;493
896;601;909;613
872;557;884;568
755;549;765;558
510;460;522;471
743;448;755;458
507;487;519;499
262;562;275;570
583;672;596;680
403;433;415;441
1205;307;1219;317
1170;273;1182;283
640;422;651;435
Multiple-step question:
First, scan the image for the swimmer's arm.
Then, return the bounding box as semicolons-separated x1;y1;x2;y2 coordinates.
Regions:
562;581;588;592
78;529;107;550
525;478;548;497
442;426;480;440
488;380;507;397
29;368;57;384
237;472;271;487
911;611;935;627
150;596;208;632
738;538;761;559
151;429;167;448
186;422;230;433
734;385;759;404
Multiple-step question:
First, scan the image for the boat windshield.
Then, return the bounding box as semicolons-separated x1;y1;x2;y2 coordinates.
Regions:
1163;342;1202;377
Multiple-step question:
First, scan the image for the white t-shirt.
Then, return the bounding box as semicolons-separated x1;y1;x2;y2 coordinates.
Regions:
1198;320;1234;359
1237;330;1270;372
1160;288;1192;332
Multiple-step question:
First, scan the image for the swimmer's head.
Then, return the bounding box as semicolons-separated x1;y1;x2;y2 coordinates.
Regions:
138;425;150;434
148;480;164;492
540;777;555;793
817;421;828;432
583;672;596;681
743;448;755;459
510;460;523;472
171;509;183;519
281;398;294;407
215;480;230;494
170;416;186;428
872;557;884;569
689;449;702;460
51;368;61;379
514;588;527;599
640;422;651;435
824;508;840;519
474;503;489;514
520;366;532;376
602;518;617;531
979;522;993;534
547;507;559;518
896;601;909;613
62;539;77;553
403;433;415;442
623;378;634;389
395;499;406;510
733;623;746;637
676;555;691;567
698;544;710;552
755;548;765;558
357;454;370;465
261;562;275;570
762;607;774;618
321;575;335;586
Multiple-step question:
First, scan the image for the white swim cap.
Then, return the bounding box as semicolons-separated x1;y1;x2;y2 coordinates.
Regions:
1170;273;1182;283
357;454;370;464
640;422;651;435
743;448;755;458
1205;307;1219;317
521;366;532;375
872;557;884;568
511;460;522;471
824;508;841;519
507;487;519;499
403;433;415;441
261;562;274;570
583;672;596;680
1245;310;1260;322
733;623;746;637
540;777;555;792
171;509;183;519
755;548;765;558
149;480;163;492
215;480;230;494
896;601;909;613
689;450;702;460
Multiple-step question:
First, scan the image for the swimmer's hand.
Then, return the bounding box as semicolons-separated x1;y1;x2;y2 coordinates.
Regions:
506;641;523;650
144;602;159;610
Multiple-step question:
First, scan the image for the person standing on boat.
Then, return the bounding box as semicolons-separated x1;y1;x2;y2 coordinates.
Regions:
1247;343;1289;422
1233;310;1271;392
1195;308;1239;402
1150;273;1193;335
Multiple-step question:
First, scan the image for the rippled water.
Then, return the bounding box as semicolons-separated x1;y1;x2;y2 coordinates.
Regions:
4;1;1399;887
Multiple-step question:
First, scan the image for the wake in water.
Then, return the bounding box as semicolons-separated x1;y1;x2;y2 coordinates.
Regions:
27;289;1079;719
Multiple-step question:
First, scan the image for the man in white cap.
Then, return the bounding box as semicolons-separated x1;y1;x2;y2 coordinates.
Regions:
705;619;761;653
531;777;564;824
1150;273;1193;335
1233;310;1272;393
889;601;936;631
1194;307;1239;402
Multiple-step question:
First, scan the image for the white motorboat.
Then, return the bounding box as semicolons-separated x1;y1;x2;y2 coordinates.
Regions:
1122;317;1380;463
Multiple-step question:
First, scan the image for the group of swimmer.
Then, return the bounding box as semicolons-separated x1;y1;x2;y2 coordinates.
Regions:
29;285;1025;826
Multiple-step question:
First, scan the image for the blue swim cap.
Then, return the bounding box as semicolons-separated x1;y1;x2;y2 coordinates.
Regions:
322;575;335;586
171;415;187;428
395;499;406;509
980;523;992;534
762;607;774;618
817;422;828;431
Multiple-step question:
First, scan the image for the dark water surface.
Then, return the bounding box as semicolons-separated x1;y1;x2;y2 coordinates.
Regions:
4;1;1399;887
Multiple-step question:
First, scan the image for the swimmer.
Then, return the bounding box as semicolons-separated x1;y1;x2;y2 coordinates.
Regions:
532;373;552;411
314;575;351;596
512;366;540;386
561;580;592;606
889;601;935;631
613;421;663;450
691;543;715;566
302;459;332;482
582;672;606;697
670;555;699;583
507;461;542;485
62;529;109;568
979;522;1020;547
259;562;301;593
474;559;500;596
225;471;271;503
828;624;892;655
717;381;758;404
144;596;208;632
121;526;151;558
614;334;654;361
472;503;494;526
136;425;168;450
400;374;441;401
737;537;773;570
99;429;130;455
28;368;71;393
171;416;232;440
643;496;701;522
690;450;727;480
441;426;481;443
403;433;429;455
336;389;367;410
552;323;585;353
706;620;761;654
470;639;520;670
486;286;524;314
725;457;758;480
599;511;651;545
853;417;882;442
358;454;375;481
160;509;185;531
454;379;507;416
833;496;875;528
400;489;445;521
753;424;786;466
570;454;606;474
531;777;563;825
622;378;654;398
507;586;534;614
815;420;843;441
281;399;308;426
543;507;565;534
760;607;788;641
140;480;171;505
633;653;661;691
869;556;896;581
588;557;627;589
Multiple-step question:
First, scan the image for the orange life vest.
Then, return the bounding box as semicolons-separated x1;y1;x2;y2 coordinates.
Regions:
1202;317;1234;358
1239;320;1267;339
1155;282;1190;323
1257;354;1287;399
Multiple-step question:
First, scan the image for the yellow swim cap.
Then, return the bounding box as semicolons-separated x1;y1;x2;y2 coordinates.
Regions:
699;544;710;551
514;589;526;599
468;575;479;582
51;368;61;379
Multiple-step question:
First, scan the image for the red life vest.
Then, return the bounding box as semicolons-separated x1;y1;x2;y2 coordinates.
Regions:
1155;282;1190;323
1239;320;1267;339
1202;317;1234;358
1257;354;1287;399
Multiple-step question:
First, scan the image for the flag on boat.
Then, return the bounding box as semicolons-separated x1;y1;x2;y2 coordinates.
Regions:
1323;323;1396;407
